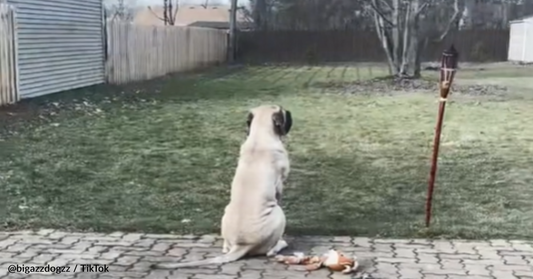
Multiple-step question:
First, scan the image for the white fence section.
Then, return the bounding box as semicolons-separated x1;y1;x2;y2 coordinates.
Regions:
0;3;18;105
106;22;227;84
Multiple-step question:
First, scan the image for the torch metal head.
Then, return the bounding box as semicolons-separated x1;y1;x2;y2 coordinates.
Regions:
442;44;459;69
439;45;459;99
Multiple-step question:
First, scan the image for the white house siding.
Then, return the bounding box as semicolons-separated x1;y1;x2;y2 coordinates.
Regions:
509;16;533;63
508;21;525;61
524;19;533;62
8;0;104;98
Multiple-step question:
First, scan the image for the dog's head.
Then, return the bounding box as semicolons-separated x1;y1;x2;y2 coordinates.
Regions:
246;105;292;137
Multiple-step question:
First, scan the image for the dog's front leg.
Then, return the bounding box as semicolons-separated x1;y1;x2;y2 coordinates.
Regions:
277;165;289;206
275;179;283;205
280;165;289;182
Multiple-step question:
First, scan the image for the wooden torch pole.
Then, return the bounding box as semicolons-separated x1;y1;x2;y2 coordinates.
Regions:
425;95;447;227
425;45;458;228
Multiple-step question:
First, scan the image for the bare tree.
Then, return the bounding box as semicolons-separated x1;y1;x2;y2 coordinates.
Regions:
252;0;268;29
148;0;179;25
240;5;255;23
199;0;225;8
253;0;528;31
105;0;137;22
366;0;462;78
244;0;527;70
458;0;475;29
367;0;532;77
252;0;372;30
200;0;210;8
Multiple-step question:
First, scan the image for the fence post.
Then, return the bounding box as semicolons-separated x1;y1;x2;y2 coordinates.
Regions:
228;0;237;62
11;4;19;103
0;2;19;105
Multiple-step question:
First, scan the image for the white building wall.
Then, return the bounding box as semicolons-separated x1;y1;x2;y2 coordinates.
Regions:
8;0;105;98
508;21;526;61
524;18;533;62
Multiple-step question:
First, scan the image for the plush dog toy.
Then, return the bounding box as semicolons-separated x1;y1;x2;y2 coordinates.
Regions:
275;249;359;274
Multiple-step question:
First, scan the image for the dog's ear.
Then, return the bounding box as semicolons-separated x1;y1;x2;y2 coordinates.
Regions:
246;112;253;135
272;108;292;136
284;110;292;135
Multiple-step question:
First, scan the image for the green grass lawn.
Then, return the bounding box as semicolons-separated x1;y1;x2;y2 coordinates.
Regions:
1;64;532;239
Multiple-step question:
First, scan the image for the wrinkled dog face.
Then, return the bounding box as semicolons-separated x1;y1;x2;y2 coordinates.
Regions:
246;105;292;136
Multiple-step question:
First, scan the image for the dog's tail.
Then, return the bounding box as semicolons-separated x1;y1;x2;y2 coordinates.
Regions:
150;245;249;269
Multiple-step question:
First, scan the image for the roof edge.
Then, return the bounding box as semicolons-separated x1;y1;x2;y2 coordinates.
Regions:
510;14;533;24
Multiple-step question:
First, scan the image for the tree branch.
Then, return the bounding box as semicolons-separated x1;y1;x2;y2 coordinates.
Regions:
172;8;179;23
147;6;165;21
372;9;396;74
415;1;429;17
391;0;401;66
239;6;254;23
172;0;179;24
379;0;393;12
435;0;462;42
369;0;394;26
168;0;174;25
400;0;412;74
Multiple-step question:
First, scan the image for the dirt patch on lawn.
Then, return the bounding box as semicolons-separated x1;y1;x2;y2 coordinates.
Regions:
314;77;509;100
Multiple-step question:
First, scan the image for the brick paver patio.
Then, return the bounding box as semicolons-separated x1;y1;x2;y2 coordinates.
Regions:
0;230;531;278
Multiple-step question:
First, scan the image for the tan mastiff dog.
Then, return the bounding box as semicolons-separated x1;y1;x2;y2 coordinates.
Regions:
153;105;292;269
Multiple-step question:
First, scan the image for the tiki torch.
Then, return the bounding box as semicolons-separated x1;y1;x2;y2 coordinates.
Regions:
425;45;459;228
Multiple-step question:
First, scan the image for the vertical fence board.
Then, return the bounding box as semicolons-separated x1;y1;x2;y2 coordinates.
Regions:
0;3;19;106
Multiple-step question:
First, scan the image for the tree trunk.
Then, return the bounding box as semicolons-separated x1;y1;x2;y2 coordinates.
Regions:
369;0;461;79
391;0;401;72
399;0;427;78
459;0;475;29
163;0;169;25
399;0;412;76
168;0;174;25
370;0;398;76
402;1;422;78
373;16;397;76
253;0;267;29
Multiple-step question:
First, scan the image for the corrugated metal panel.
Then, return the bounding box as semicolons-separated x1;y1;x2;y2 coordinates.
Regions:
7;0;104;98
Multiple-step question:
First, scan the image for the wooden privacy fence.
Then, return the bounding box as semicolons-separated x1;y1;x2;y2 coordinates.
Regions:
106;22;228;84
0;3;18;106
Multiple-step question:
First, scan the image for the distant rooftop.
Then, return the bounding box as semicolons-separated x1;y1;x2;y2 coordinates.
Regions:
133;5;250;26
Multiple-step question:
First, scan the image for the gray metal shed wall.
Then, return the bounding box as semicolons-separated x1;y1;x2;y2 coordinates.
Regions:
8;0;104;98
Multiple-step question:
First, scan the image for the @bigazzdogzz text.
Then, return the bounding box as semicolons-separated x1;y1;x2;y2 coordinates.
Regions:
8;264;110;274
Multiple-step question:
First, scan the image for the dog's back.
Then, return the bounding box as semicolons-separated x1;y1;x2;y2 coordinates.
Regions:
223;143;281;242
149;105;292;269
223;105;291;244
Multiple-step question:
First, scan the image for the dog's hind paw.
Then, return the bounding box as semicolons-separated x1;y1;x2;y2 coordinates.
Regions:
266;239;289;257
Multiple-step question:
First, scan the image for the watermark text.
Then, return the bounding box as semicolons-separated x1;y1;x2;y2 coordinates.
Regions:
8;264;110;274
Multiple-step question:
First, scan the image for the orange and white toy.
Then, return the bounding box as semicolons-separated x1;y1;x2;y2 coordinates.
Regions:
275;249;359;274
